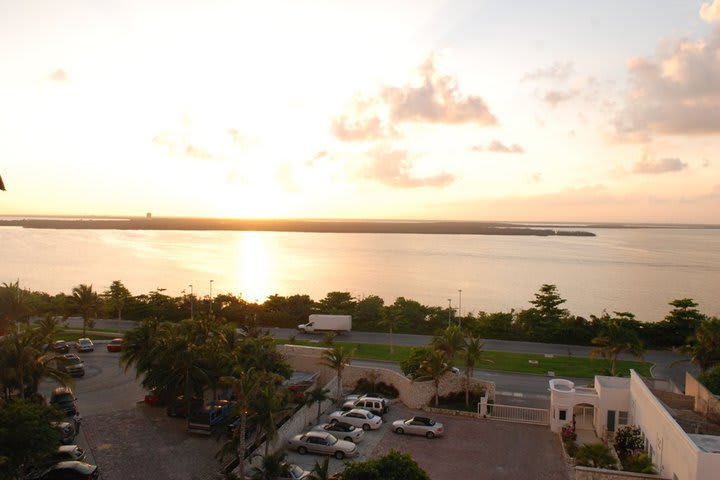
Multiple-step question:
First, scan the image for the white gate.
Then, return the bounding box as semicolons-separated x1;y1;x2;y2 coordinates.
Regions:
482;403;550;425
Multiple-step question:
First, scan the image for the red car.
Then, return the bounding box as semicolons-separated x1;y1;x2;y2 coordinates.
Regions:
106;338;124;352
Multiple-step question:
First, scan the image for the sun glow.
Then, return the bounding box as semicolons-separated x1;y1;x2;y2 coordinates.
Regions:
234;231;272;303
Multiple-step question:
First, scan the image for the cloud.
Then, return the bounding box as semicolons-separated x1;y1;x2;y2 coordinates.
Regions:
305;150;330;167
49;69;68;82
702;158;711;168
361;147;454;188
632;154;688;174
227;128;248;145
543;88;579;107
530;172;542;183
332;54;497;141
521;62;574;82
612;25;720;140
701;0;720;22
153;129;222;160
472;140;525;154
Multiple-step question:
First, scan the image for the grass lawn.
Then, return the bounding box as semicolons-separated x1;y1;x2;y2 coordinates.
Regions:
57;330;121;341
285;339;651;378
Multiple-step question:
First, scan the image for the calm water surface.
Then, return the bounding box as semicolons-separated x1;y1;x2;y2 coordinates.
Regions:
1;227;719;322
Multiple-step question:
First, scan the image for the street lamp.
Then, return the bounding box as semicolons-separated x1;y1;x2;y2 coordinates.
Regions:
209;279;214;315
188;284;194;321
447;298;452;327
458;289;462;324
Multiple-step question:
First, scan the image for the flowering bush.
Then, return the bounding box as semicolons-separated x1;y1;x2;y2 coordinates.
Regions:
561;424;577;441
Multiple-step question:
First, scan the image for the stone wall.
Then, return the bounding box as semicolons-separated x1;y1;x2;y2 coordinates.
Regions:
277;344;496;408
575;467;668;480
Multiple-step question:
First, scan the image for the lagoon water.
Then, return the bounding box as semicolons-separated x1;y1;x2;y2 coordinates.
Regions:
1;226;719;322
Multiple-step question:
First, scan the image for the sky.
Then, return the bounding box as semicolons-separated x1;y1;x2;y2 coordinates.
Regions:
1;0;719;223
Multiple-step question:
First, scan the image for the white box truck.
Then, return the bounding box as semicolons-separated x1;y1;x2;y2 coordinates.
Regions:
297;314;352;333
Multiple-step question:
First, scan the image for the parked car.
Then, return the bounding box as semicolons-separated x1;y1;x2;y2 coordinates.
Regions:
311;422;364;443
51;341;70;354
74;338;94;352
342;397;387;416
328;409;382;431
58;354;85;377
392;416;444;438
286;431;358;459
50;387;77;415
50;421;76;445
278;463;311;480
56;445;86;462
34;461;99;479
106;338;125;352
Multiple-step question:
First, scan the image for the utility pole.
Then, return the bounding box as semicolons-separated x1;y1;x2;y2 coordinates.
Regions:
458;289;462;324
189;284;194;321
209;279;214;316
447;298;452;327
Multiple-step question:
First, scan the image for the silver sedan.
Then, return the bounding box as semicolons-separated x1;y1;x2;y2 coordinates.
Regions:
311;422;364;443
391;416;444;438
286;431;358;459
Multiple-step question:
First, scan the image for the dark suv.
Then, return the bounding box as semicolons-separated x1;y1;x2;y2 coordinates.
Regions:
50;387;77;415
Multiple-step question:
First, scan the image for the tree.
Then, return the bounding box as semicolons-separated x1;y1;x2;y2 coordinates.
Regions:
575;443;617;469
590;313;645;376
416;349;450;407
342;449;430;480
103;280;131;321
613;425;644;460
663;298;705;346
0;280;32;332
400;347;434;380
305;386;331;424
70;284;101;338
353;295;384;331
699;364;720;395
431;325;465;366
378;305;403;354
249;450;289;480
221;367;263;480
309;458;331;480
320;345;354;402
678;317;720;374
463;335;492;407
252;382;293;456
516;284;570;341
317;292;356;314
0;399;63;479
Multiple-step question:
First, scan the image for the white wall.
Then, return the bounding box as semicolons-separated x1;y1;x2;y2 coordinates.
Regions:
595;377;631;437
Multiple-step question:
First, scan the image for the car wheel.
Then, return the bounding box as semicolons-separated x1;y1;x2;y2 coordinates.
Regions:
297;446;307;455
395;427;404;434
362;423;370;431
335;451;345;460
425;431;435;439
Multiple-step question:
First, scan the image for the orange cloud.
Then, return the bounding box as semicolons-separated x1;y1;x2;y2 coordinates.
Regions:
361;147;454;188
701;1;720;23
472;140;525;154
49;69;68;82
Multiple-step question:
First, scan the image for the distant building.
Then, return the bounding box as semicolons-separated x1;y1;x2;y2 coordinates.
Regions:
146;212;152;219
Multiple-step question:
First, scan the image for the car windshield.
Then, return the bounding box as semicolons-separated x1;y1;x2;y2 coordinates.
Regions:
66;357;81;364
326;434;338;444
365;412;375;419
80;339;91;345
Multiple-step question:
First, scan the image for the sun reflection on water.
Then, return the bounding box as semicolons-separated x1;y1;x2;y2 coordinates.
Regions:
235;231;271;303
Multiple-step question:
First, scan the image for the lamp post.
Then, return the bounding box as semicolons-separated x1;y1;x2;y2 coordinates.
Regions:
188;284;194;321
447;298;452;327
458;289;462;324
209;279;214;316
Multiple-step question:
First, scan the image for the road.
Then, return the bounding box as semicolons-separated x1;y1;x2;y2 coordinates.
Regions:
64;318;697;405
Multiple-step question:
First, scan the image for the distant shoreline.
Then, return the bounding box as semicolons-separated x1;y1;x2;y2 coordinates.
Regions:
0;217;597;237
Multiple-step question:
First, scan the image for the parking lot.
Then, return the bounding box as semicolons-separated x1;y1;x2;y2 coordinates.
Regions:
44;345;569;480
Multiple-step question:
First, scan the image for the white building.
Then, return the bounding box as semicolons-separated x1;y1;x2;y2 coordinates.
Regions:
549;371;720;480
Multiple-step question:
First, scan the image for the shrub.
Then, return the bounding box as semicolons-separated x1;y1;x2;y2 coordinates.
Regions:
353;378;399;399
575;443;617;469
623;453;656;474
563;439;578;458
699;365;720;395
561;424;577;441
436;389;485;409
614;425;644;459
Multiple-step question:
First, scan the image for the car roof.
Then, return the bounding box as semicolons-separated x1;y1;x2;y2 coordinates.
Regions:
305;431;329;439
347;409;370;415
58;445;80;453
52;386;73;394
110;338;123;342
77;338;92;342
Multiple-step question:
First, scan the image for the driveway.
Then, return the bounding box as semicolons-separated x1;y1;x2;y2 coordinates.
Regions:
285;403;569;480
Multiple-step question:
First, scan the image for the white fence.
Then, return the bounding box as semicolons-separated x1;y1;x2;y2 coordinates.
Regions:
482;403;550;425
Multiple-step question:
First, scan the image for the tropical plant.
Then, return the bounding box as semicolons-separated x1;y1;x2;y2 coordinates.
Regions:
699;364;720;395
309;458;331;480
305;386;332;424
252;381;293;456
623;452;656;474
678;317;720;374
249;450;289;480
574;443;617;469
221;367;263;480
431;325;465;366
103;280;132;321
70;284;101;337
320;345;354;402
415;349;450;406
0;280;32;331
463;334;493;407
342;449;430;480
590;313;645;375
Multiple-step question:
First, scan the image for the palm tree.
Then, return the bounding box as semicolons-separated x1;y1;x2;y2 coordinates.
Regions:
309;458;331;480
33;314;64;352
252;382;293;456
378;307;403;354
416;349;450;406
249;450;289;480
432;325;466;366
305;386;332;424
320;345;354;402
221;366;263;480
591;315;645;376
0;280;31;331
71;284;101;338
463;335;493;407
678;317;720;374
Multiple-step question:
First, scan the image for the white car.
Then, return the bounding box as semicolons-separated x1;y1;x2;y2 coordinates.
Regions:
311;422;364;443
74;338;94;352
328;409;383;431
392;416;445;438
286;431;358;459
